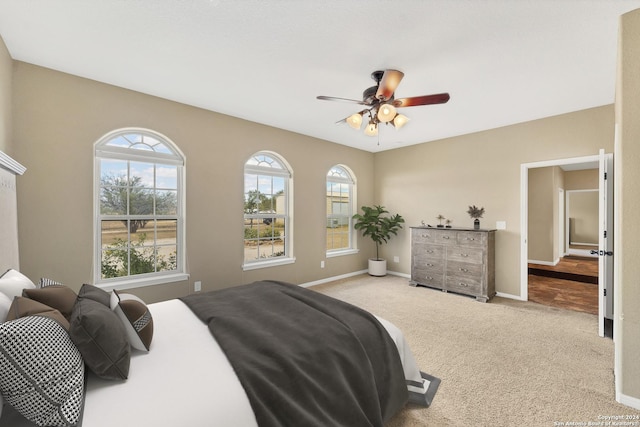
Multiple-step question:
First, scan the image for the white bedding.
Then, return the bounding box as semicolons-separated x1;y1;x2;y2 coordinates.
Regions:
3;298;426;427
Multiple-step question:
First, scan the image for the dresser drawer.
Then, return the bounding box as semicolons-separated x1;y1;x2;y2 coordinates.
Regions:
412;244;445;260
456;231;485;247
445;275;482;295
411;269;444;289
412;229;456;245
446;246;483;264
446;260;483;278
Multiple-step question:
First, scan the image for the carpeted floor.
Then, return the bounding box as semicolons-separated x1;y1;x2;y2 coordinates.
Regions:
311;274;640;427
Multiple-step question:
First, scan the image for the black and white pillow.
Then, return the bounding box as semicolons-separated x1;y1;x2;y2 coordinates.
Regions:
0;316;85;426
110;290;154;351
39;277;63;288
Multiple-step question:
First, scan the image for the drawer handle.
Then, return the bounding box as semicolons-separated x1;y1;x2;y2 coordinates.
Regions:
459;282;469;287
466;237;476;241
425;276;433;280
426;250;434;254
421;234;430;238
442;236;450;239
459;268;469;272
460;253;469;257
426;263;434;267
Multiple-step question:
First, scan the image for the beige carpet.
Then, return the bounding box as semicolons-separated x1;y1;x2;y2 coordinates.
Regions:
311;274;640;427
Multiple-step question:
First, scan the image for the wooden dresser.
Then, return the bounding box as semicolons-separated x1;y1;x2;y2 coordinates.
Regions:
410;227;496;302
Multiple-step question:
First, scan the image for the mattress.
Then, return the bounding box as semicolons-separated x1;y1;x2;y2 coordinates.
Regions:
1;298;429;426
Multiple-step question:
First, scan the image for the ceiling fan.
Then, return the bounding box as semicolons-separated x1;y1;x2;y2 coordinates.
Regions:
317;69;450;136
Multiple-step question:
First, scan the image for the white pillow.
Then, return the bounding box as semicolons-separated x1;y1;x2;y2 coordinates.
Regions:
0;269;36;299
0;292;12;322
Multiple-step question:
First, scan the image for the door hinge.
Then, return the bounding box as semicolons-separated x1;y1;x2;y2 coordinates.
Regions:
604;230;607;238
604;172;608;180
604;289;607;297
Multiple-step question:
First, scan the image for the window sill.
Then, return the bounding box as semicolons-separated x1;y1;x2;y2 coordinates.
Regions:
326;248;359;258
242;257;296;271
95;272;190;292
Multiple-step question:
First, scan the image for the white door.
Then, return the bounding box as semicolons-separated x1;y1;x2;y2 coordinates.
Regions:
597;148;614;337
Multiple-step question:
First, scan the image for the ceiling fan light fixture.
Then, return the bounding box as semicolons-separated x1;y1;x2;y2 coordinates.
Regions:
364;121;378;136
393;114;410;129
377;103;397;123
347;112;363;129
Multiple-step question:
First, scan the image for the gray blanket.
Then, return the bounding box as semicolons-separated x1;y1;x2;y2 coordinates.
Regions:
180;280;408;427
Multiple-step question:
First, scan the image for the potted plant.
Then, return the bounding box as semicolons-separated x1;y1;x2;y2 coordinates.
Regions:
353;205;405;276
467;205;485;229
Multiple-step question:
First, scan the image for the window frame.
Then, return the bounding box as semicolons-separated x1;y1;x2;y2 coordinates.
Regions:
93;128;188;291
326;164;358;257
242;151;295;270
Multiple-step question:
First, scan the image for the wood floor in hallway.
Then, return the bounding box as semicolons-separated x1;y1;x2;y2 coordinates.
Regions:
528;256;599;315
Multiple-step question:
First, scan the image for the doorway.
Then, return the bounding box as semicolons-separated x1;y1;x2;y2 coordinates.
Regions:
520;152;613;337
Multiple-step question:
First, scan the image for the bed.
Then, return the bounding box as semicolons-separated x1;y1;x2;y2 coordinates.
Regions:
0;152;438;427
0;274;438;427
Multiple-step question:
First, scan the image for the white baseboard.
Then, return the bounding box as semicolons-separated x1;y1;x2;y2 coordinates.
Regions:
301;269;411;288
300;270;367;288
617;391;640;411
528;259;558;266
496;292;526;301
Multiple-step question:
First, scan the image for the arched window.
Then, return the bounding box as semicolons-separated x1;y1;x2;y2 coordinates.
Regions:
94;129;187;289
243;152;294;269
326;165;357;255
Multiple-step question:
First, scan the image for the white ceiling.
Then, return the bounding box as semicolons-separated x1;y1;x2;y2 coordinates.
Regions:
1;1;639;153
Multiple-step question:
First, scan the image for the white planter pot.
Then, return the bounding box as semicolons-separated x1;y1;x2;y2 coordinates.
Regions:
368;258;387;277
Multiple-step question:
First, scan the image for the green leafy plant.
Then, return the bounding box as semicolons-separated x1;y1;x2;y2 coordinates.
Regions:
353;205;405;261
101;233;176;279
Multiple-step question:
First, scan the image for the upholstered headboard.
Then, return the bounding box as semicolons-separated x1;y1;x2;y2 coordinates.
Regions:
0;151;26;274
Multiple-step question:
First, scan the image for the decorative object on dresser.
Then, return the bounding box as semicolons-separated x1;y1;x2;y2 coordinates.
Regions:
466;205;485;230
353;205;405;276
410;226;496;302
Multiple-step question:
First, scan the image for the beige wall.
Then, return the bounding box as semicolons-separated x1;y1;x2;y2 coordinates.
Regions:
528;167;555;263
564;168;598;190
374;105;614;297
0;35;11;154
11;62;374;302
616;7;640;406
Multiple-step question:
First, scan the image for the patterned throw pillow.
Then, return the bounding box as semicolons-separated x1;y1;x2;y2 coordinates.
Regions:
0;269;36;299
39;277;63;287
110;290;154;351
0;316;85;427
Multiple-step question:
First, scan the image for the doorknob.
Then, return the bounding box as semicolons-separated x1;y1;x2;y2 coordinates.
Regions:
590;250;614;256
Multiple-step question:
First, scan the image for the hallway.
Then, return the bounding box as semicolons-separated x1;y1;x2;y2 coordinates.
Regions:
528;256;599;315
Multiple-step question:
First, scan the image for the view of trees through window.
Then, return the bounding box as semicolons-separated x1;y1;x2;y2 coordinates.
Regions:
326;166;353;251
97;133;181;280
244;153;289;263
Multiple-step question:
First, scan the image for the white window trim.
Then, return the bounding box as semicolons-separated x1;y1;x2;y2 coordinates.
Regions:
326;164;357;255
242;151;294;270
93;128;188;290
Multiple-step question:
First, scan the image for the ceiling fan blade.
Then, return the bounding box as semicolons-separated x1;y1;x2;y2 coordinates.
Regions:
393;93;450;108
375;69;404;101
317;95;368;105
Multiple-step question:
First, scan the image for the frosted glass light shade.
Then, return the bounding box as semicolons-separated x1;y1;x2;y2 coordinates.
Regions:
393;114;410;129
347;113;363;129
364;122;378;136
377;104;397;123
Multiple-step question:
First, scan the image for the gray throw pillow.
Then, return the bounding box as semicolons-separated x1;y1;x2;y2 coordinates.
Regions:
69;296;131;380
